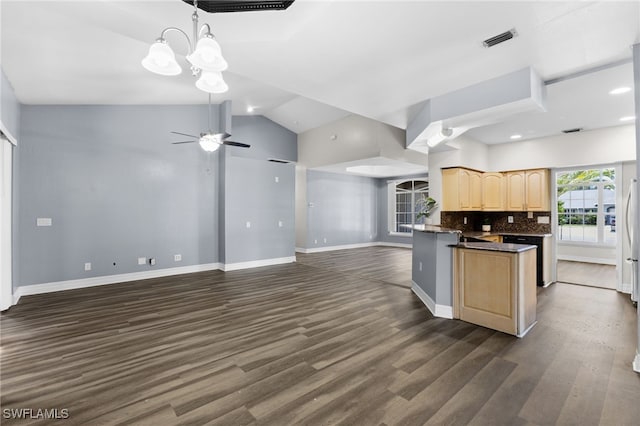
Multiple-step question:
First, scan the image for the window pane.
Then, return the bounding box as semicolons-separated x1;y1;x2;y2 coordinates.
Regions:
396;181;413;191
413;180;429;191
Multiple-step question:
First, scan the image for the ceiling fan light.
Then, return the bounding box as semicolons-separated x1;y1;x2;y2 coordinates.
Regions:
199;134;221;152
187;36;228;71
142;41;181;76
195;71;229;94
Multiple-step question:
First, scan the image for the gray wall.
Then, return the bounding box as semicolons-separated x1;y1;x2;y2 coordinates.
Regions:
304;170;377;249
15;105;220;287
222;153;295;264
1;68;20;140
228;115;297;162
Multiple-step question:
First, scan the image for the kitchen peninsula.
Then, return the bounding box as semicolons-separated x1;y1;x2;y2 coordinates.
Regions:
412;226;538;337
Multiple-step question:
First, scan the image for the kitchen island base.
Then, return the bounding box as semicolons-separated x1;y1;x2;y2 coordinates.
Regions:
452;243;537;337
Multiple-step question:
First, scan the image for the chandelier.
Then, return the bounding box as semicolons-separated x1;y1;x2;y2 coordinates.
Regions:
142;0;228;94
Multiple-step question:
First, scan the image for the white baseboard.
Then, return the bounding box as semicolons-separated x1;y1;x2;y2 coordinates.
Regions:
13;263;223;302
557;255;616;265
411;281;453;319
620;282;632;294
221;256;296;271
296;241;411;254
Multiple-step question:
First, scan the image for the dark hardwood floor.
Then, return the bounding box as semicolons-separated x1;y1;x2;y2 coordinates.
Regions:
1;247;639;425
557;260;617;290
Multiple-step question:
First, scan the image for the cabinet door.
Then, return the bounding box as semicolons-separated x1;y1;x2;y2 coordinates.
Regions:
482;172;504;211
442;168;461;211
505;171;525;211
454;249;517;335
525;169;550;211
468;171;483;210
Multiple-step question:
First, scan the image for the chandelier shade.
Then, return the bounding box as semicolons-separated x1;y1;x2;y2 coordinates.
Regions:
142;1;229;93
141;41;182;76
196;71;229;94
187;36;228;71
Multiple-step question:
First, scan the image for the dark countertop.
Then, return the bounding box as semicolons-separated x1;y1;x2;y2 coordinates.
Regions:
411;225;462;234
462;231;552;238
451;242;537;253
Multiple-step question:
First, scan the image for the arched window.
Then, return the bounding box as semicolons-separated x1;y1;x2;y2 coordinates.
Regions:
390;179;429;234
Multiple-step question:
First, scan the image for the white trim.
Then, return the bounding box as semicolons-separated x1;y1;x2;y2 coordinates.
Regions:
13;263;222;300
296;241;412;254
0;122;17;146
620;282;633;294
633;352;640;373
517;320;538;338
557;254;616;265
221;256;296;271
411;281;453;319
388;232;413;238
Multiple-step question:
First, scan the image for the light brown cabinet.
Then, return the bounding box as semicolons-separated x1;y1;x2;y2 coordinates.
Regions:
481;172;505;211
453;246;537;337
504;169;550;211
442;168;482;211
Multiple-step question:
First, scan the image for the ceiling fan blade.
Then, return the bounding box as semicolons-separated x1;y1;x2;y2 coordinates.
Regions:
171;131;198;138
171;140;197;145
223;141;251;148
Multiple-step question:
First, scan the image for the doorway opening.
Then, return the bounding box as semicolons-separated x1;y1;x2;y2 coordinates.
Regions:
554;165;620;290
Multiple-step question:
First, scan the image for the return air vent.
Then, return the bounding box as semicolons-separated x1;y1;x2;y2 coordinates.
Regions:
483;29;517;48
562;128;583;134
182;1;295;13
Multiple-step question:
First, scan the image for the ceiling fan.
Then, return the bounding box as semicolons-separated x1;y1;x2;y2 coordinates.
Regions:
171;95;250;152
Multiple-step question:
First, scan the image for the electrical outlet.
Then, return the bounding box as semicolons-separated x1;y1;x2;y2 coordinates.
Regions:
537;216;550;224
246;221;251;228
314;239;318;244
419;261;422;272
527;212;534;219
138;257;146;265
149;258;156;266
278;220;283;228
463;217;467;225
323;238;327;243
274;176;279;183
36;218;52;227
508;216;514;223
174;254;182;262
84;262;91;271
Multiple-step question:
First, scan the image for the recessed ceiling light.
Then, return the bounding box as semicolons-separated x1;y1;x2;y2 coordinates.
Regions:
247;106;255;113
609;87;631;95
620;116;636;122
510;134;522;140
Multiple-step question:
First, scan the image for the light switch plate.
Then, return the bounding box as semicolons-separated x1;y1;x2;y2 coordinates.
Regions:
36;218;52;227
138;257;146;265
274;176;279;183
246;221;251;228
527;212;534;219
84;262;91;271
508;216;514;223
278;220;283;228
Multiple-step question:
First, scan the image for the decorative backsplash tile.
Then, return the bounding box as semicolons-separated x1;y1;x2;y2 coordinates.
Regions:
440;211;552;234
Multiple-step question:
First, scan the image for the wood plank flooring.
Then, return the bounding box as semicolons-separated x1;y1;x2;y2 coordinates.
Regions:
557;260;617;289
1;247;639;425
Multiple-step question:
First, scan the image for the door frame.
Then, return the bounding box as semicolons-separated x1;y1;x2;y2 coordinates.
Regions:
1;121;16;311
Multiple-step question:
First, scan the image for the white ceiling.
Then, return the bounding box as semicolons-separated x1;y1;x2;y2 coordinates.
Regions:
1;0;639;141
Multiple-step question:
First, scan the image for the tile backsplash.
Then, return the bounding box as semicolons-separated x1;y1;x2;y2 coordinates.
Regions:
440;211;552;234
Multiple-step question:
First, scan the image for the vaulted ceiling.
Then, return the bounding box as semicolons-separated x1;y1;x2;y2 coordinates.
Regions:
1;1;639;143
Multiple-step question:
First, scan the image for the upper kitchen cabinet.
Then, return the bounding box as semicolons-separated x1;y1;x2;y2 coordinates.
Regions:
442;168;482;211
482;172;505;211
505;169;550;211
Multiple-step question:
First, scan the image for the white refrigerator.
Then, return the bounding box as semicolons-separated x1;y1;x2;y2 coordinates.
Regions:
626;178;640;372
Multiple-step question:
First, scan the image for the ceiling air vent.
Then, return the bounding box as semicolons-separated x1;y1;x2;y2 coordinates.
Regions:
483;28;517;48
562;128;583;134
183;1;295;13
